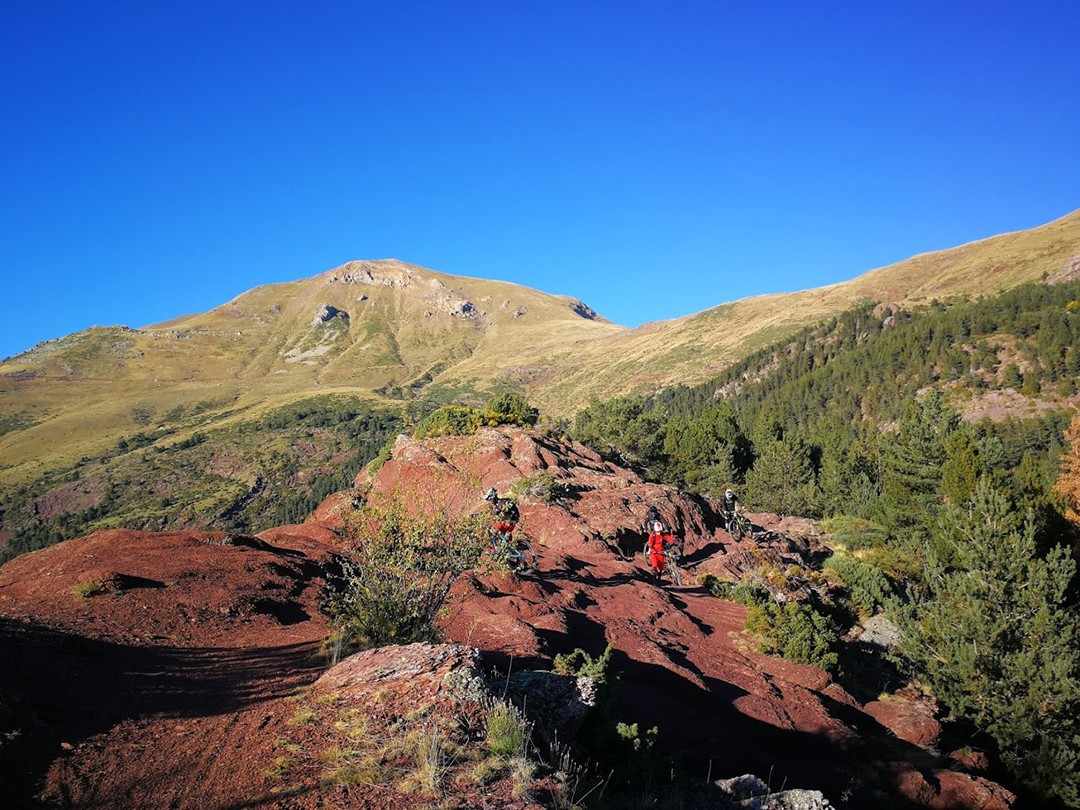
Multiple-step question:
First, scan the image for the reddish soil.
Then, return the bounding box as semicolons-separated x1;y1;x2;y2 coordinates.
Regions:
0;427;1018;809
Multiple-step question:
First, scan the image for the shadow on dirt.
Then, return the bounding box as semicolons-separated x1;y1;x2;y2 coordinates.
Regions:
0;619;324;806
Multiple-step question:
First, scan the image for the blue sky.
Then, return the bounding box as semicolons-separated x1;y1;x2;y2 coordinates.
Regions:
2;1;1078;360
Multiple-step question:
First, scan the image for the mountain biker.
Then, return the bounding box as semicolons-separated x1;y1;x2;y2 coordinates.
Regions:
643;504;668;535
721;488;740;520
484;487;519;548
720;488;750;538
644;519;678;579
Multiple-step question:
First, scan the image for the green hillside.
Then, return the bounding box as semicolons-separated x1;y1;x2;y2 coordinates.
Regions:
531;209;1080;409
2;211;1080;559
573;278;1080;506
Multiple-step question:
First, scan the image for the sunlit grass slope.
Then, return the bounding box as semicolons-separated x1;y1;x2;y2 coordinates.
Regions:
2;210;1078;493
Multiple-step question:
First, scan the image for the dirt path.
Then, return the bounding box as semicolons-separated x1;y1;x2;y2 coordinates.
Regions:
1;619;326;808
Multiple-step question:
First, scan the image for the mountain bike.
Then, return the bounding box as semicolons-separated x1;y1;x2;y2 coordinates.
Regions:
662;547;683;586
645;546;683;586
724;511;753;540
490;530;538;576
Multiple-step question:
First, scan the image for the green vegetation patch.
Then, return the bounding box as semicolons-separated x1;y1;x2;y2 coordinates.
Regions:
745;600;841;674
821;516;889;550
414;405;484;438
510;472;569;504
0;395;402;564
322;495;490;647
0;412;37;438
822;554;894;616
413;393;540;439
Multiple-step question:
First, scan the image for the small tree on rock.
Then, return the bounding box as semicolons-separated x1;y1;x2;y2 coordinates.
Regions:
324;494;490;648
484;393;539;427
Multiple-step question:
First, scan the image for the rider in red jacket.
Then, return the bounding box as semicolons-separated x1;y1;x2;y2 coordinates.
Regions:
484;487;519;547
644;520;677;577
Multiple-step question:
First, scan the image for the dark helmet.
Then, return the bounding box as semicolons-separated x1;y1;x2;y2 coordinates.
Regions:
483;487;498;501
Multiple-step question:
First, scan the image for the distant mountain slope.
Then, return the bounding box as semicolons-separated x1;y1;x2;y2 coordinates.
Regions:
1;210;1078;534
0;260;622;488
528;209;1080;409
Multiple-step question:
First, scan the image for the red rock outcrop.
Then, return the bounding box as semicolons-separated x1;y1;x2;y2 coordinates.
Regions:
864;688;942;749
0;426;1018;808
319;426;1015;806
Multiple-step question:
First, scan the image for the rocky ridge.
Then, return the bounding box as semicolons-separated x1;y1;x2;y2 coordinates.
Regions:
0;426;1018;808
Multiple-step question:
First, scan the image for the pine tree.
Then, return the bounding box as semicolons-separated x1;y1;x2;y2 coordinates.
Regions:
663;401;750;487
745;434;819;517
940;430;980;506
1002;362;1023;390
880;390;959;532
896;481;1080;806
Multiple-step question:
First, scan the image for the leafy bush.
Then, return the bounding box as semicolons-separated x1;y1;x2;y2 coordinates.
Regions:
484;393;539;427
821;515;889;550
745;601;841;674
823;553;894;616
323;495;489;647
510;472;569;503
413;405;485;438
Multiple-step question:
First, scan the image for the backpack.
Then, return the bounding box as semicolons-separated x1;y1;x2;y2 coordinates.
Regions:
645;507;666;534
496;498;519;523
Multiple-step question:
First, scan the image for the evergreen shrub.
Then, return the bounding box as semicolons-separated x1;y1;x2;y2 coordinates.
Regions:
822;553;894;616
701;573;771;607
484;393;539;427
552;644;613;683
413;406;485;438
510;472;568;503
821;515;889;550
745;601;841;673
412;394;540;438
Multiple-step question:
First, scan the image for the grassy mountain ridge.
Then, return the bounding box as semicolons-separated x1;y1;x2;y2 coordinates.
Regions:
0;260;623;487
1;211;1079;556
535;209;1080;408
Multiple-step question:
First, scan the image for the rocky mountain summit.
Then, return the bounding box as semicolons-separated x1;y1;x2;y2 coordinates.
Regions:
0;427;1017;808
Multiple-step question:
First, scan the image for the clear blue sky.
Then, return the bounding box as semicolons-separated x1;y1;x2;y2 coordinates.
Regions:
2;1;1078;360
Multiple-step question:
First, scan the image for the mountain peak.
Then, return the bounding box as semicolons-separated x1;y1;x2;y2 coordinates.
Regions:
322;258;431;289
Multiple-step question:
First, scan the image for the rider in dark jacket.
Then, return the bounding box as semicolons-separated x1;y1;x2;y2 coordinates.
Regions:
643;505;667;534
722;488;739;518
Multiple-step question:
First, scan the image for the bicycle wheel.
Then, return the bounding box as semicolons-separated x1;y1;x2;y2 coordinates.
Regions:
737;515;753;539
664;551;683;586
727;515;744;540
667;560;682;586
508;538;537;575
